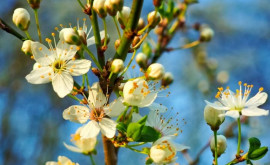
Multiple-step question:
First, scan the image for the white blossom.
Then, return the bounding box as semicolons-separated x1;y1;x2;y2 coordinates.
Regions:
45;156;79;165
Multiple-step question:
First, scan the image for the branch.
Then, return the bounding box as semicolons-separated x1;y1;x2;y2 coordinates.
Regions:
0;18;25;41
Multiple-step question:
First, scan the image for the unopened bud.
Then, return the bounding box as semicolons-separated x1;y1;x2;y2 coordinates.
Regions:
153;0;163;7
12;8;30;31
147;11;161;29
216;71;229;84
161;72;174;86
132;36;141;48
204;104;225;131
210;135;227;157
137;18;145;31
136;53;148;69
93;0;107;18
105;0;117;16
78;30;87;45
111;59;124;73
110;0;124;11
21;40;33;56
199;25;214;42
59;28;81;45
117;6;131;28
27;0;41;9
146;63;165;80
115;39;121;50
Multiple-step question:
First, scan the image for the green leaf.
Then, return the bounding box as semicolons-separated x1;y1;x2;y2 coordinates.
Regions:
142;42;152;58
145;157;153;164
127;123;144;141
249;147;268;160
246;159;253;165
116;122;127;133
137;115;147;125
139;126;161;142
248;137;261;154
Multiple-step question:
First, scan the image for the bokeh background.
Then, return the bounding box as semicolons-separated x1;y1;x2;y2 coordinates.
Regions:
0;0;270;164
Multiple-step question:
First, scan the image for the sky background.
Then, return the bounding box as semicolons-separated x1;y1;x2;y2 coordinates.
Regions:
0;0;270;165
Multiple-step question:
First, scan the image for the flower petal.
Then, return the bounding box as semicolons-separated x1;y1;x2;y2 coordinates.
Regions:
88;82;107;108
205;100;230;110
242;107;269;116
25;66;53;84
63;142;83;153
148;102;167;113
245;92;268;107
105;97;126;117
138;92;157;107
31;42;55;65
45;162;58;165
99;118;117;138
63;105;90;124
132;113;143;123
56;40;77;61
52;72;73;98
223;110;240;118
173;142;190;151
66;59;91;76
87;30;105;47
80;121;100;139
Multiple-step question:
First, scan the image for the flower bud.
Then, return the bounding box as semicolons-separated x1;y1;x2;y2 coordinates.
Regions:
21;40;32;56
146;63;165;80
93;0;107;18
216;71;229;84
110;0;124;11
27;0;41;9
199;25;214;42
132;36;141;48
137;18;145;31
59;28;81;45
210;135;227;157
153;0;163;7
115;39;121;50
78;30;87;45
161;72;174;87
105;0;117;16
111;59;124;73
117;6;131;28
136;52;148;69
147;11;161;29
12;8;30;31
204;103;225;131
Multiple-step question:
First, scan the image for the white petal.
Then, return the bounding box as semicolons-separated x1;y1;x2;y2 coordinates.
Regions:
52;72;73;98
45;162;58;165
66;59;91;76
224;110;240;118
148;102;167;113
245;92;268;107
25;66;53;84
56;40;77;61
99;118;117;138
105;97;126;117
205;100;230;110
31;42;55;65
146;110;157;126
80;121;100;139
63;142;83;153
88;82;107;108
63;105;90;124
58;156;73;164
132;113;143;123
173;142;190;151
138;92;157;107
242;107;269;117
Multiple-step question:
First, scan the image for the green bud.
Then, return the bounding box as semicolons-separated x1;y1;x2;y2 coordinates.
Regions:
210;135;227;157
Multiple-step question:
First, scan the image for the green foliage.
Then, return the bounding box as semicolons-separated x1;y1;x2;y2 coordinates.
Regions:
247;137;268;161
145;157;153;165
138;126;161;142
127;122;144;141
116;122;127;133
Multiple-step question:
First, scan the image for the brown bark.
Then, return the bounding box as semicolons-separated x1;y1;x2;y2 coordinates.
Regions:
102;135;118;165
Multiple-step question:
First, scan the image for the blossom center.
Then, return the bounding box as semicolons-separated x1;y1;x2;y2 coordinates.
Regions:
90;108;105;122
52;59;66;73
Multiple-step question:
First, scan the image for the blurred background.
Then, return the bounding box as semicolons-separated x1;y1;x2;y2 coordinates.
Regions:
0;0;270;164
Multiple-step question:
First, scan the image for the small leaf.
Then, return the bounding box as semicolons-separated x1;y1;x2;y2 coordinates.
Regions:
145;157;153;165
127;123;144;141
137;115;147;125
139;126;161;142
248;137;261;154
246;159;253;165
116;122;127;133
249;147;268;160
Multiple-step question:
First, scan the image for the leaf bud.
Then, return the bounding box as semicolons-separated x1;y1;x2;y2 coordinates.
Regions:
12;8;30;31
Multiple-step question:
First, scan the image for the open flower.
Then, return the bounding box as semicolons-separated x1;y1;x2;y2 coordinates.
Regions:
123;78;167;112
64;126;97;154
45;156;79;165
150;136;189;164
205;81;269;118
63;83;126;138
25;37;91;98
